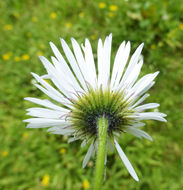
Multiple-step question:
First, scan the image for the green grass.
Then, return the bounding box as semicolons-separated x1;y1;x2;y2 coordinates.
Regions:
0;0;183;189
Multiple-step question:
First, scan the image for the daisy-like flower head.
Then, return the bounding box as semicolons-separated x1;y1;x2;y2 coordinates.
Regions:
24;34;167;181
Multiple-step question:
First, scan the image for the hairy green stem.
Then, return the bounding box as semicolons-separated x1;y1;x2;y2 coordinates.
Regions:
93;117;108;190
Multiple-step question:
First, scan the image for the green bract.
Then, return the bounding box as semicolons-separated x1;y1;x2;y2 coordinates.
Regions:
69;86;135;140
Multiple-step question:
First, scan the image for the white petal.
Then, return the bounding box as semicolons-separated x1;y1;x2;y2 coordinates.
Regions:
111;41;131;90
114;139;139;181
84;39;97;88
128;71;159;100
110;41;126;88
39;56;74;98
82;141;94;168
51;56;82;94
26;107;68;119
103;34;112;87
68;137;80;143
121;43;144;85
25;97;68;112
130;94;150;108
60;38;87;90
129;112;167;122
23;118;68;128
97;38;104;87
34;84;68;106
130;122;146;128
31;73;69;103
119;59;143;90
49;42;82;92
97;34;112;88
124;127;153;141
48;126;74;135
134;103;160;111
71;38;91;84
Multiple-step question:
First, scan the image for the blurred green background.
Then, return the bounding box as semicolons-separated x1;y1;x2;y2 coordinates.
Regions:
0;0;183;189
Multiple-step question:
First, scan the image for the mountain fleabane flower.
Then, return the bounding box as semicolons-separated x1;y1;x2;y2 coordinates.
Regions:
24;34;167;182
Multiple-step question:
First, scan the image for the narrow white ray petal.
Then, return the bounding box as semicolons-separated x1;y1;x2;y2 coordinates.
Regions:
120;59;143;90
97;38;104;87
130;94;150;108
128;81;155;103
47;126;71;132
114;139;139;181
34;84;66;105
41;74;50;79
24;118;66;124
68;137;80;143
131;122;146;128
84;39;97;88
25;97;68;112
81;139;92;148
129;71;159;98
71;38;91;84
112;42;131;90
60;38;87;90
31;73;65;100
135;81;155;99
110;41;126;88
26;107;68;119
51;56;82;93
134;103;160;111
107;139;114;153
103;34;112;87
49;42;82;92
48;127;74;135
97;34;112;88
24;118;68;128
125;127;153;141
50;130;74;135
121;43;144;84
128;112;167;122
39;56;73;97
82;141;94;168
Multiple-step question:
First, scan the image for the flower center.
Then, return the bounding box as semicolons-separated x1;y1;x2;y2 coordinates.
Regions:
69;87;135;139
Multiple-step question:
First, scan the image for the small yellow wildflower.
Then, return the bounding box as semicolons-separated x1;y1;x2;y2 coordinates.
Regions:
22;54;30;61
66;162;70;168
82;179;90;189
14;56;20;62
87;161;93;167
178;23;183;30
42;174;50;187
158;41;163;47
109;5;118;11
90;34;97;40
98;2;106;9
13;12;19;19
25;32;32;37
65;22;72;28
79;12;85;18
40;44;46;50
2;52;12;61
4;24;13;31
23;132;28;139
108;12;115;18
37;51;43;56
32;16;38;22
1;151;8;157
60;148;66;154
50;12;57;19
150;44;156;50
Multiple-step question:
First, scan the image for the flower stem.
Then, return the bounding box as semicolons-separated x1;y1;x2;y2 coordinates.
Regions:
93;116;108;190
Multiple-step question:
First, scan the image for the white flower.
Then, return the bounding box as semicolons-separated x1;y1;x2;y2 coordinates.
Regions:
24;34;167;181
